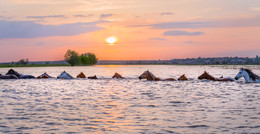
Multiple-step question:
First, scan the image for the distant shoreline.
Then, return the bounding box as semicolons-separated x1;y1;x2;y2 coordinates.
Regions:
0;56;259;68
0;63;259;68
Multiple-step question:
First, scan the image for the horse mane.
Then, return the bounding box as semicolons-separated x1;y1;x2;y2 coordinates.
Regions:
147;71;157;80
243;69;260;81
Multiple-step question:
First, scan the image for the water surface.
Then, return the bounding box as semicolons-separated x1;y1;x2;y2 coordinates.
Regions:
0;65;260;133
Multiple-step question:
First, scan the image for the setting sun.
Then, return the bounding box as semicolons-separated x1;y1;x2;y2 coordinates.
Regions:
106;36;117;44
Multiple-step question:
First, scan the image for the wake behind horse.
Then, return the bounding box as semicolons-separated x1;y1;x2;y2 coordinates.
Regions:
198;71;234;81
139;70;176;81
235;68;260;83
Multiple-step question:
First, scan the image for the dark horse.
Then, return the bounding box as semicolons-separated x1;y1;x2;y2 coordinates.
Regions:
0;73;18;79
6;69;35;79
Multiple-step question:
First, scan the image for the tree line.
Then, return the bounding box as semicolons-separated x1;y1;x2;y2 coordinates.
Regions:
64;49;98;66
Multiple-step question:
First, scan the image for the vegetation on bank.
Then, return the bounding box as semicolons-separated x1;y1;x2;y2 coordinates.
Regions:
64;49;98;66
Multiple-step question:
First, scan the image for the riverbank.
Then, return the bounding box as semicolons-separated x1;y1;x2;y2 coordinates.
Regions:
0;64;70;68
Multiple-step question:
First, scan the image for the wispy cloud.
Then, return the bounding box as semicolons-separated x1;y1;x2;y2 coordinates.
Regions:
129;15;260;29
150;37;166;40
27;15;66;19
128;21;212;29
153;21;213;29
163;30;204;36
184;41;199;44
0;20;104;39
100;13;113;19
74;14;94;18
160;12;174;16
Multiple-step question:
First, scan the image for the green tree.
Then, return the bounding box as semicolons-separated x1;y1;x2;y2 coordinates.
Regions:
88;53;98;65
64;49;80;66
79;54;90;65
79;53;98;65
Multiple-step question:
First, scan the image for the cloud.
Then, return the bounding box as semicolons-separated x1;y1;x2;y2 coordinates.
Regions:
0;20;104;39
160;12;174;16
163;30;204;36
100;14;113;19
129;15;260;29
27;15;66;19
74;14;94;18
0;15;13;20
150;38;166;40
152;21;213;29
128;21;212;29
184;41;199;44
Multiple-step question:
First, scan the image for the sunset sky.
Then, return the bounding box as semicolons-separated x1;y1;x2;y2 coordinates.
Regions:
0;0;260;62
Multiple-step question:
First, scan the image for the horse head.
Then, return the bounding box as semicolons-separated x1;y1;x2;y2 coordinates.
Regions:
139;70;157;81
77;72;86;78
178;74;188;81
57;71;74;79
37;72;52;79
235;68;260;82
198;71;209;80
88;75;98;79
6;69;21;77
198;71;216;80
112;72;124;79
235;68;245;80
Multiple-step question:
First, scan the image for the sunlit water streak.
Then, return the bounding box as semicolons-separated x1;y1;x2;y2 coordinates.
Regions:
0;65;260;133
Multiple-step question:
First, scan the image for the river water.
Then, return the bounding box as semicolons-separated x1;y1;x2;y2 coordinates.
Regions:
0;65;260;133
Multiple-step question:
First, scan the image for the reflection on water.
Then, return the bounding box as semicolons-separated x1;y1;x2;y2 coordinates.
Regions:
0;65;260;133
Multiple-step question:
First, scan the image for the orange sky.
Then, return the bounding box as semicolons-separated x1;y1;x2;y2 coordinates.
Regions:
0;0;260;62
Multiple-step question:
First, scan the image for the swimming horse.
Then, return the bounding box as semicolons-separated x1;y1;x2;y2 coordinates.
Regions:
112;72;124;79
57;71;74;79
6;69;35;79
88;75;98;79
178;74;189;81
198;71;234;81
235;68;260;83
139;70;176;81
0;73;18;79
37;72;53;79
77;72;86;78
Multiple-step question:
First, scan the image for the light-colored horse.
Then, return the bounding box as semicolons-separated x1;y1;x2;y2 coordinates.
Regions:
112;72;124;79
235;68;260;83
138;70;176;81
198;71;234;81
57;71;74;79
